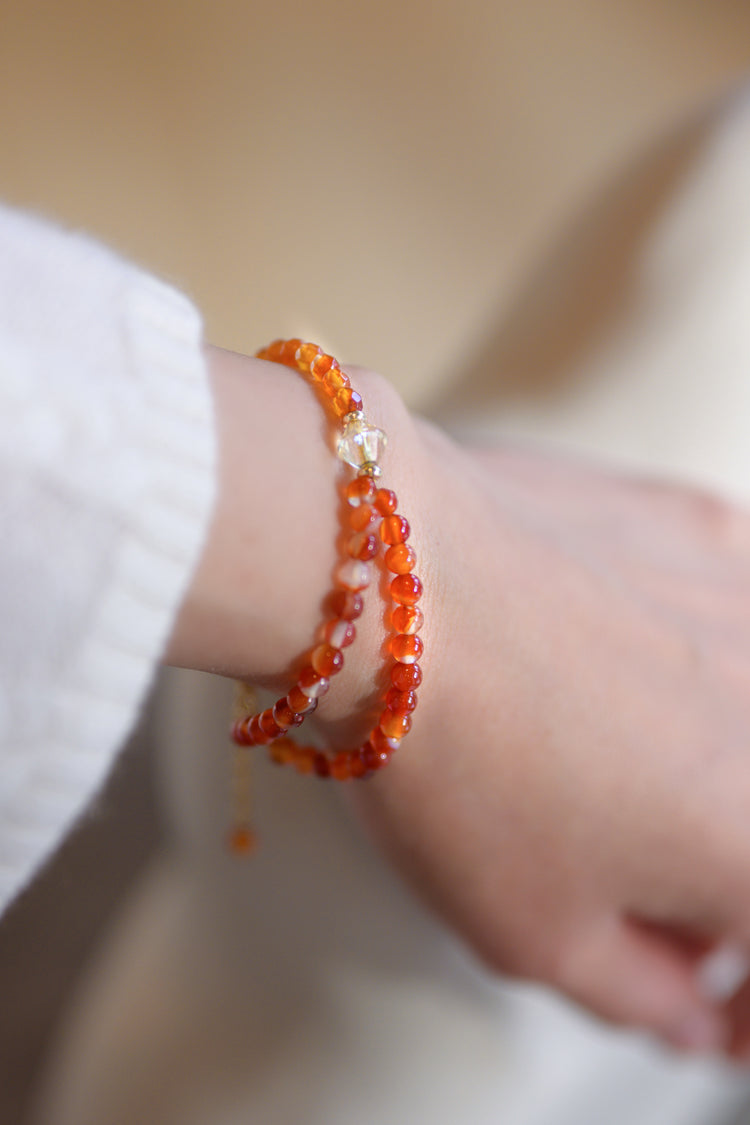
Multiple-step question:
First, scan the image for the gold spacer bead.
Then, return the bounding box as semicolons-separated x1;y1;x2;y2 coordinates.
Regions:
358;461;382;479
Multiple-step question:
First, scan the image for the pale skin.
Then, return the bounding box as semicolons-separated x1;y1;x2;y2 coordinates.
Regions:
167;345;750;1060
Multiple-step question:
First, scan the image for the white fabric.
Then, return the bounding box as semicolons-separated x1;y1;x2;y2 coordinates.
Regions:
0;205;214;912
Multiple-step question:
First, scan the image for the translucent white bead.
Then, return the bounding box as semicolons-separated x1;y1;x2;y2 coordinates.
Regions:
337;559;372;591
336;415;387;469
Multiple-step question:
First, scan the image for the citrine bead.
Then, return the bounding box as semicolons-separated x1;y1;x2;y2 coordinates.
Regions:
272;699;304;729
314;752;331;777
379;709;412;739
323;364;349;395
310;351;334;378
228;825;257;855
374;488;398;515
385;544;416;574
392;604;423;634
349;504;380;533
329;589;364;620
295;342;321;370
380;515;410;544
287;685;319;714
346;476;377;507
336;559;371;591
390;573;423;605
280;338;303;363
324;619;356;648
391;634;423;664
385;687;418;714
311;643;344;676
333;388;363;418
391;662;423;691
348;532;379;561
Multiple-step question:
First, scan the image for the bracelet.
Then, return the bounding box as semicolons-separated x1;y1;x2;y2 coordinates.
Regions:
228;339;424;853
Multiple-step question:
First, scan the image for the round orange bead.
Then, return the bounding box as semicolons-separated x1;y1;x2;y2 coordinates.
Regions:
314;752;331;778
374;488;397;515
292;745;316;774
391;634;423;664
330;752;354;781
349;504;380;532
361;742;391;772
232;716;254;745
348;532;379;561
298;665;331;698
287;685;319;714
329;589;364;620
385;687;418;714
272;699;304;729
258;709;283;740
349;751;367;778
392;604;423;634
379;709;412;739
390;573;423;605
391;662;423;691
324;619;356;648
311;643;344;676
269;740;297;766
380;515;410;545
346;476;377;506
385;544;416;574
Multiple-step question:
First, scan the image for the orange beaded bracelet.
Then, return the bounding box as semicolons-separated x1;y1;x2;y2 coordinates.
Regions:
228;339;424;851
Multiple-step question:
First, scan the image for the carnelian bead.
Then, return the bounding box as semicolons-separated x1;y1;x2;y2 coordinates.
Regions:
232;716;254;745
298;665;331;698
262;339;284;362
374;488;397;515
385;543;416;574
336;559;371;590
287;685;318;714
370;727;400;755
314;752;331;778
390;573;423;605
248;714;270;744
391;662;423;691
330;752;354;781
295;342;321;370
272;699;304;729
329;589;364;620
346;477;377;507
323;364;349;395
385;687;418;714
258;709;283;739
349;751;367;779
392;604;424;634
311;643;344;676
349;504;380;532
333;388;363;417
348;532;379;560
228;825;257;855
292;745;316;774
380;514;410;545
391;634;423;664
362;740;392;772
324;619;356;648
379;709;412;739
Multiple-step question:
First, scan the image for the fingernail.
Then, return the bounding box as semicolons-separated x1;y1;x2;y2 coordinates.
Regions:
667;1011;727;1052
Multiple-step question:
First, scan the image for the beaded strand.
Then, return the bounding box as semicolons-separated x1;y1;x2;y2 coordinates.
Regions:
230;340;425;834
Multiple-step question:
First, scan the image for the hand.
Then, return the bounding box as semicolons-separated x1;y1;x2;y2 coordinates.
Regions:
349;429;750;1058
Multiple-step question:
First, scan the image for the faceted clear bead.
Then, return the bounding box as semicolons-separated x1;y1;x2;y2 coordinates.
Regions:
336;415;387;469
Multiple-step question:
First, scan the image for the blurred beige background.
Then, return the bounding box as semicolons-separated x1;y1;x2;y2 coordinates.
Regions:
2;0;750;403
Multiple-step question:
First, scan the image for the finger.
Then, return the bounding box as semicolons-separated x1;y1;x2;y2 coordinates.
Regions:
555;916;728;1052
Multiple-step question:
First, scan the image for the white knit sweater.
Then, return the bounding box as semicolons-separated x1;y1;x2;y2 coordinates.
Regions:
0;205;215;912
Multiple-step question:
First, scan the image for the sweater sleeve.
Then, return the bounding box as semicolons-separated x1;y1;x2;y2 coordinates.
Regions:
0;205;215;913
